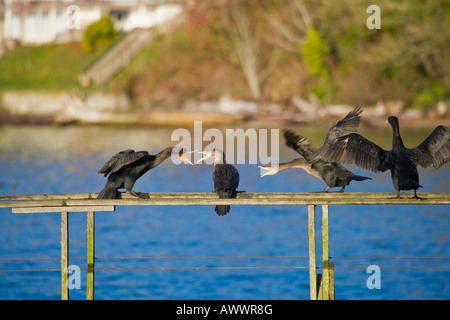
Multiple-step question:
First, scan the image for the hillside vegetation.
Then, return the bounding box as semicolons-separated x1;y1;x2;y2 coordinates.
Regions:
1;0;448;113
0;42;95;90
113;0;450;111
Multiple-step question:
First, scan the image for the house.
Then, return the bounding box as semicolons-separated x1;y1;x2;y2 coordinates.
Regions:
0;0;185;51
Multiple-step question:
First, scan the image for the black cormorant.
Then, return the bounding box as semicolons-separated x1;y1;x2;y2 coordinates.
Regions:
259;129;371;192
311;116;450;199
259;106;371;192
197;149;240;216
97;147;193;199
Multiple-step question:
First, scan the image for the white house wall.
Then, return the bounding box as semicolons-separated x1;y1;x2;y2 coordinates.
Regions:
120;4;182;32
1;1;184;45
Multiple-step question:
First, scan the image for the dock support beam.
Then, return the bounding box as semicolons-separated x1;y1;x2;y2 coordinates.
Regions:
329;261;335;300
61;211;69;300
87;211;95;300
308;205;317;300
322;205;330;300
313;205;334;300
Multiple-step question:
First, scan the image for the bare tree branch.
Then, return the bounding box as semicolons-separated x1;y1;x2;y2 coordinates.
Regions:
293;0;313;30
224;3;262;100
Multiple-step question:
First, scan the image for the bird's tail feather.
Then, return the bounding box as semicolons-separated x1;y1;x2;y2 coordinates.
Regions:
215;205;230;216
351;174;371;181
97;186;118;199
413;182;423;189
215;189;233;216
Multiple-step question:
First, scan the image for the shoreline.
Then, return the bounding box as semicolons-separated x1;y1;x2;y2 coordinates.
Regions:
1;90;449;128
1;111;449;129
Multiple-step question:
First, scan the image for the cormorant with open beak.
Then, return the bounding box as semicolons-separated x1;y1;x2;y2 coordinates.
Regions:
259;106;371;192
97;147;194;199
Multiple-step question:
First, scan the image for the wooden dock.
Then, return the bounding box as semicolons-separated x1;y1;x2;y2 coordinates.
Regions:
1;192;449;300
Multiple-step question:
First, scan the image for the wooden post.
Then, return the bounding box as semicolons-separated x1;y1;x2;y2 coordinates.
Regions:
329;261;335;300
322;205;330;300
61;211;69;300
317;274;323;300
87;211;95;300
308;205;317;300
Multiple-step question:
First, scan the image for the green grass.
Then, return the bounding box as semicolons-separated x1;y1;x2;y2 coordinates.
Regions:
0;42;97;90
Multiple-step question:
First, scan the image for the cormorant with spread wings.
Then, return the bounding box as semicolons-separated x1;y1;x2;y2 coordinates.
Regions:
311;116;450;199
259;106;371;192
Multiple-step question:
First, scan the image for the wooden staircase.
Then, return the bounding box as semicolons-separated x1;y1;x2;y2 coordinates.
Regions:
79;28;154;86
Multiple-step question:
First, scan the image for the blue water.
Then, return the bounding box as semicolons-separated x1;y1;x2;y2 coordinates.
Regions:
0;124;449;300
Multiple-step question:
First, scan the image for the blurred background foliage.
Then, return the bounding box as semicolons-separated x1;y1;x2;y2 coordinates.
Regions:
0;0;448;112
82;16;119;53
116;0;449;111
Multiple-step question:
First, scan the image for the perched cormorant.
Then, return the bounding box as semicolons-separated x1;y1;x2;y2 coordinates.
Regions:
97;147;193;199
259;131;372;192
197;149;240;216
311;116;450;199
259;106;371;192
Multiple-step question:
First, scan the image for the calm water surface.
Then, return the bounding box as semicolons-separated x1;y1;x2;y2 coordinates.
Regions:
0;124;449;300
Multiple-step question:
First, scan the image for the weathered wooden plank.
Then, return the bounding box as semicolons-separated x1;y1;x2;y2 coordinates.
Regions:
329;261;335;300
12;206;115;213
2;195;449;209
61;212;69;300
317;273;323;300
0;193;99;201
322;205;330;300
308;205;317;300
1;192;449;202
87;211;95;300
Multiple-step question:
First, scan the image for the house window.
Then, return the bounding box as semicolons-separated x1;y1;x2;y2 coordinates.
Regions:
110;10;128;21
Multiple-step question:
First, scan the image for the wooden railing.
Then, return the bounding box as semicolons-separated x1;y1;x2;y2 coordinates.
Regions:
1;192;449;300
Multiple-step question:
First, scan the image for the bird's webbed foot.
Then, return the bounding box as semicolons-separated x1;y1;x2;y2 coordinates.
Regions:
130;190;150;199
387;191;402;199
319;186;331;193
335;186;346;193
411;190;426;200
137;192;150;199
310;190;327;193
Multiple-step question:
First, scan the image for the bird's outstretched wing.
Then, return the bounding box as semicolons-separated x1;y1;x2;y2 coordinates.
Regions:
283;129;317;161
311;133;393;173
284;106;363;163
98;150;148;176
323;106;363;144
98;149;134;176
406;125;450;169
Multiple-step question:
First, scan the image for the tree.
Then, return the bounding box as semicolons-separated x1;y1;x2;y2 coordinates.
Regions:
82;16;119;53
220;1;279;101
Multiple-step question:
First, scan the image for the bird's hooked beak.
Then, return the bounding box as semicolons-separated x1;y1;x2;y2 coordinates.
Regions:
258;165;278;177
179;149;195;165
196;150;213;163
